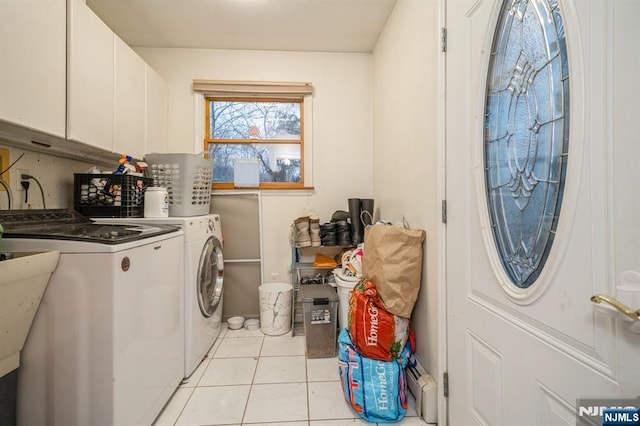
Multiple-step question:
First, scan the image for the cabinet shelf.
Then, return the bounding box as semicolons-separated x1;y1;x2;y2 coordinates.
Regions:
294;262;336;269
293;245;354;249
290;240;355;336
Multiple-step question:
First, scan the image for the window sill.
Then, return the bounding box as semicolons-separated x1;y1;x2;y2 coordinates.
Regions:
213;183;314;190
212;187;315;196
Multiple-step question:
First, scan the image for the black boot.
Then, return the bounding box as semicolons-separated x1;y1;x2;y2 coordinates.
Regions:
335;220;352;247
348;198;363;246
361;199;375;228
320;222;337;246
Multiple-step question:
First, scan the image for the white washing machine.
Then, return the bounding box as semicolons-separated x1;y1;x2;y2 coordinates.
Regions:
0;209;185;426
94;214;224;378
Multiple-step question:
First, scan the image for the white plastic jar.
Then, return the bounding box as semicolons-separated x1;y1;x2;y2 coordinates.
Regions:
144;187;169;218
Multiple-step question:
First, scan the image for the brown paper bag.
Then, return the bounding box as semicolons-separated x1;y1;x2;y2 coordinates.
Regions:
362;224;426;318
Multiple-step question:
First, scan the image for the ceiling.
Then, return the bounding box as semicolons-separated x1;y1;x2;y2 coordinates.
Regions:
86;0;398;53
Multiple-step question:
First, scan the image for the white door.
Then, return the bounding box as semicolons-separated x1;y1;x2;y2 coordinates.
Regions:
446;0;640;424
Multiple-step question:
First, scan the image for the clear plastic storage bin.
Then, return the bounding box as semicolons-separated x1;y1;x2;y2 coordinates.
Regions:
301;284;339;358
144;153;213;217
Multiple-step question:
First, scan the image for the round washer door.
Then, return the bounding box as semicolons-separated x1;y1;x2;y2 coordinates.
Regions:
197;236;224;317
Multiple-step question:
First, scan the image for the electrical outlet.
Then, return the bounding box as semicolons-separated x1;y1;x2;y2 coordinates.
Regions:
16;169;30;191
271;272;279;281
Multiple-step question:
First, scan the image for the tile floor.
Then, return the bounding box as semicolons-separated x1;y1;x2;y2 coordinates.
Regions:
153;325;428;426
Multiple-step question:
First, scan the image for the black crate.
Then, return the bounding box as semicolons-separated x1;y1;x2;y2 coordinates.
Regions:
73;174;153;218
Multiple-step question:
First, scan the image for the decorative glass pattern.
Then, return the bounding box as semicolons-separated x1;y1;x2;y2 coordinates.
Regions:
484;0;569;288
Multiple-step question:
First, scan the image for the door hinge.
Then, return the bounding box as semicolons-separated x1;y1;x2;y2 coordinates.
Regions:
441;27;447;53
441;200;447;224
443;371;449;398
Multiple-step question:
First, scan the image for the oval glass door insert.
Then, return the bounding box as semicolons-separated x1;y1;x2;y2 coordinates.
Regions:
484;0;570;288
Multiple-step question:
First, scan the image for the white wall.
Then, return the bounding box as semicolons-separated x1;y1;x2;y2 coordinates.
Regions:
135;47;374;283
0;142;111;210
372;0;440;375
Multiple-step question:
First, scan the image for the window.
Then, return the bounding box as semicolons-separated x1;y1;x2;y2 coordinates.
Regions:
483;0;570;288
206;97;304;188
194;80;313;189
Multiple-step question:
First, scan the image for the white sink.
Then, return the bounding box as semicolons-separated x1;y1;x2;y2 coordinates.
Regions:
0;251;60;377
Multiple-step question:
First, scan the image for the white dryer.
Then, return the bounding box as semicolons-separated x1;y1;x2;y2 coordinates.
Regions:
93;214;224;378
183;214;224;377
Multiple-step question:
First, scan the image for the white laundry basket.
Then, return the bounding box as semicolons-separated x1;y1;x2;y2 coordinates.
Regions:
144;153;213;217
334;270;359;330
258;282;293;335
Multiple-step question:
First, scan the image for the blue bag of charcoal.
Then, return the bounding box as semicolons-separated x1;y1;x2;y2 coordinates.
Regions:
337;327;412;423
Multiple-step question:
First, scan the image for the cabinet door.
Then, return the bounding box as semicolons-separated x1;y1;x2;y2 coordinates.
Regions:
0;0;66;137
67;0;114;151
115;36;145;159
145;65;168;154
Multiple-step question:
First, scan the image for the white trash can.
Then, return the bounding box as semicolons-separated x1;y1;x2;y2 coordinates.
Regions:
333;270;359;330
258;282;293;335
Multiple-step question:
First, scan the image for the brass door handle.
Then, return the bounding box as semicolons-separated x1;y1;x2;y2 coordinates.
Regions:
591;294;640;322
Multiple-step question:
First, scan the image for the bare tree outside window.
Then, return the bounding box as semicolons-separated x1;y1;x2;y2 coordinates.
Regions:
205;98;304;188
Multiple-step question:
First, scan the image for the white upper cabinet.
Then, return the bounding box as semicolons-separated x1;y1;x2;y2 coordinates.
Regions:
67;0;115;151
115;36;146;159
1;0;167;158
68;0;166;158
0;0;66;138
145;65;169;155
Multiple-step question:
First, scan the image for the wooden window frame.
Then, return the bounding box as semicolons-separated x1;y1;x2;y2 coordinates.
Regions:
204;96;307;190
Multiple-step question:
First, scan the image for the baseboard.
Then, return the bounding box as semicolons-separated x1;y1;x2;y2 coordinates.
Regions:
406;358;438;424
